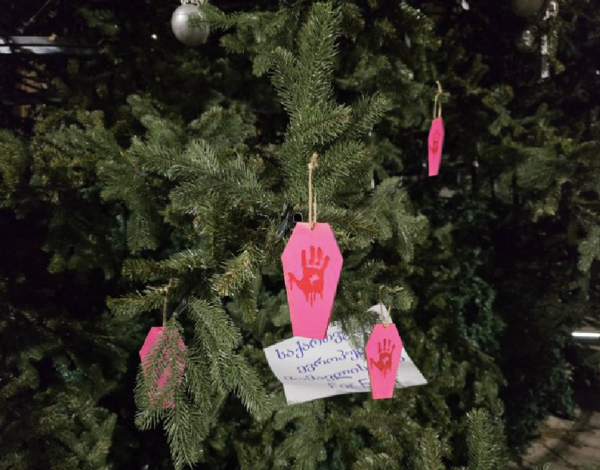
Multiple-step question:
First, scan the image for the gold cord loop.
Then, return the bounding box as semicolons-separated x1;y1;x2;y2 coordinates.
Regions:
378;285;404;328
308;153;319;229
433;81;443;119
162;279;173;327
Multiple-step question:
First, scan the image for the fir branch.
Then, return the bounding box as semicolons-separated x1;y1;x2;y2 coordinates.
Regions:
578;226;600;272
415;429;445;470
107;289;165;317
466;410;508;470
188;298;242;352
163;397;202;470
212;243;263;297
353;449;400;470
123;249;208;282
227;353;273;420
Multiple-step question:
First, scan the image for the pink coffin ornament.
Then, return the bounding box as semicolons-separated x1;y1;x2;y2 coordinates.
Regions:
428;116;445;177
366;324;403;399
282;222;343;339
139;326;186;408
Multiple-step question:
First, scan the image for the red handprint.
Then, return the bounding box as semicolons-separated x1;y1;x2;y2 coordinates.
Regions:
288;246;330;307
429;130;441;154
369;339;396;378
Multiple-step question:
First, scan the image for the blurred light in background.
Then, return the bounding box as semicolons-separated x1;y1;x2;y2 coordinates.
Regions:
572;332;600;339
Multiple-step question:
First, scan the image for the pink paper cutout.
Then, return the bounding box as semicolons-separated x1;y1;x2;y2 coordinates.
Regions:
366;324;403;399
281;223;343;339
428;116;445;177
139;326;186;408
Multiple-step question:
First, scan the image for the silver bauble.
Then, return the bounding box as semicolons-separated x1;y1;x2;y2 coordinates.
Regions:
545;0;559;18
171;4;209;46
511;0;544;17
516;26;538;53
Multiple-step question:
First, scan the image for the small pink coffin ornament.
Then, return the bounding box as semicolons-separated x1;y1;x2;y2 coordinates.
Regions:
428;116;445;177
366;324;403;399
282;222;343;339
139;327;186;408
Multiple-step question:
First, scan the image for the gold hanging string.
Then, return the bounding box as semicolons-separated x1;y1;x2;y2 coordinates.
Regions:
386;286;404;318
308;153;319;229
433;81;443;119
161;279;173;327
378;285;404;328
378;286;387;327
313;193;318;229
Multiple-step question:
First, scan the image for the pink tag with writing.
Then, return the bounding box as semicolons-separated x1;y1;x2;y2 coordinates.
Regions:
366;324;403;399
428;116;445;177
282;222;343;339
139;326;186;408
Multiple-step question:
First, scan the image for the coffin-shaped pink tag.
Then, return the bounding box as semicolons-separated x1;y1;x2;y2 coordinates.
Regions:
282;222;343;339
139;326;186;408
428;116;445;177
366;324;403;399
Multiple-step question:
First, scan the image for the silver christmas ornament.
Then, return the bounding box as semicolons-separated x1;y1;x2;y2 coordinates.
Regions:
511;0;544;17
516;26;538;53
545;0;559;18
171;1;209;46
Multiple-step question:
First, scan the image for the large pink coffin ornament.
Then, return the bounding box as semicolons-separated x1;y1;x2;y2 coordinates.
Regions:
428;116;445;177
366;324;403;399
139;326;186;408
282;222;343;339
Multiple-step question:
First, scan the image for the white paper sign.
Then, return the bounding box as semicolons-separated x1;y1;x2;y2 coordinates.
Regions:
264;322;427;404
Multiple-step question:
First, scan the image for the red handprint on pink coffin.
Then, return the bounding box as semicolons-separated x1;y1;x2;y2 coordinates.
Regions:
288;246;330;307
281;222;343;338
369;338;396;378
366;324;403;399
139;327;186;408
428;116;445;177
429;130;441;154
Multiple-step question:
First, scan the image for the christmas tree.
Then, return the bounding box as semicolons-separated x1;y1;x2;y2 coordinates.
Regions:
1;0;599;469
0;119;132;468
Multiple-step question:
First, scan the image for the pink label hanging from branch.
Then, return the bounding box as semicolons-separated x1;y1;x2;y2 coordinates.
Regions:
138;280;186;408
428;81;445;177
365;303;403;399
139;326;186;408
281;154;343;339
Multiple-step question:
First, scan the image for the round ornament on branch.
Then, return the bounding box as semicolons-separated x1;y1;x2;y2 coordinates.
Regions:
171;0;210;46
511;0;544;17
516;25;538;53
545;0;559;18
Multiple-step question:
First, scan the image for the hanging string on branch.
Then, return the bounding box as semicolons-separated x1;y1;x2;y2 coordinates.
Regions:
281;153;343;339
307;153;319;229
162;279;173;327
428;81;445;177
376;285;404;328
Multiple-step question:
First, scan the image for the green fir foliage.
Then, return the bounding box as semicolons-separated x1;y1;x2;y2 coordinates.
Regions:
105;5;430;466
2;0;600;468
